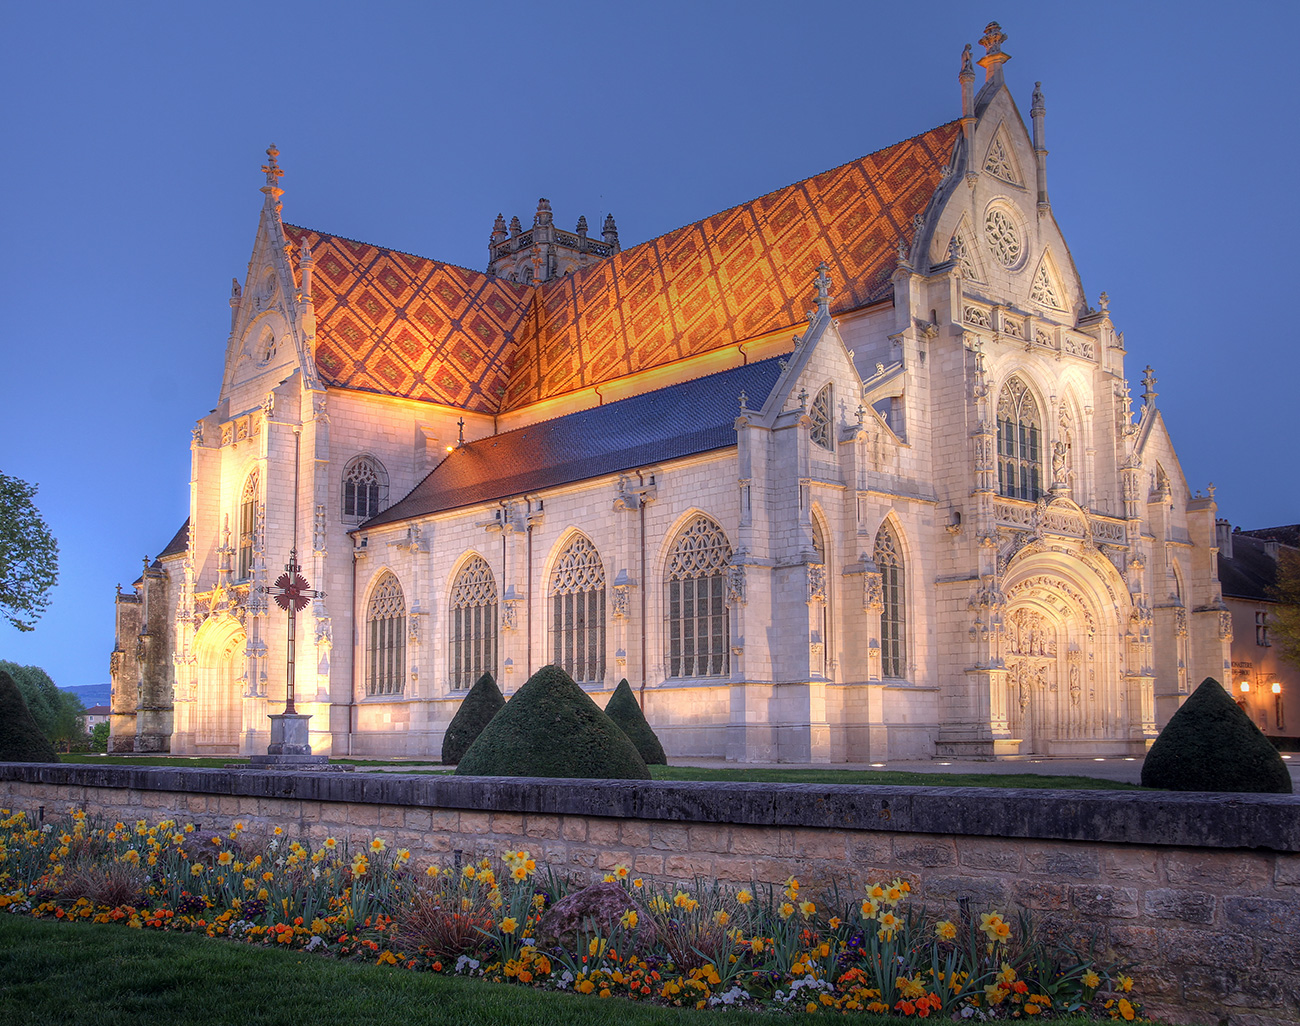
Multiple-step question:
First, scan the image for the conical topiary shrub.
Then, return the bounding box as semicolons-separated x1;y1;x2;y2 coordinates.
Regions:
604;678;667;765
0;668;59;763
456;664;650;780
441;671;505;765
1142;677;1292;793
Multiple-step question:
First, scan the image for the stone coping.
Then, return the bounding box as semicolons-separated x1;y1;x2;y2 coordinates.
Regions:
3;763;1298;852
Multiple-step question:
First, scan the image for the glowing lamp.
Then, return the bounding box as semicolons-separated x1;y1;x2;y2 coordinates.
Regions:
1272;682;1283;695
1239;681;1250;693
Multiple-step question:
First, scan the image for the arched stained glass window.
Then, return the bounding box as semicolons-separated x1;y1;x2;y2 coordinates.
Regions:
342;456;388;522
874;522;906;679
550;535;606;684
810;384;833;451
811;516;828;678
237;471;258;580
997;377;1042;501
365;572;406;697
665;516;731;678
450;556;497;690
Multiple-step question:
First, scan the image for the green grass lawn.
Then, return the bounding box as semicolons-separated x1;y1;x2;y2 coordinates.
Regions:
55;754;1139;789
0;916;1153;1025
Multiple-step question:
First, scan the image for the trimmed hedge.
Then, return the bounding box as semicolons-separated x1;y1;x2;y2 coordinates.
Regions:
441;672;505;765
1142;677;1292;793
604;678;667;765
0;668;59;763
455;664;649;780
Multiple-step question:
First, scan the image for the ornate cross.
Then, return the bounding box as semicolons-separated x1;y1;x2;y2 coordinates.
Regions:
269;548;322;714
814;262;832;311
1141;365;1158;403
261;144;283;185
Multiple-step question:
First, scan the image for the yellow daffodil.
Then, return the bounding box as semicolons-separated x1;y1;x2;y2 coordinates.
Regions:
935;920;958;941
499;917;518;934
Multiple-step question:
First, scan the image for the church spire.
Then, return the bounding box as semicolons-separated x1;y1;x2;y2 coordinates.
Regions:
977;22;1010;85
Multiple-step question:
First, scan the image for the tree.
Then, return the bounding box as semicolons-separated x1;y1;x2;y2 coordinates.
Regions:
441;671;505;765
91;721;110;751
0;472;59;631
0;668;59;762
0;660;82;746
1269;547;1300;672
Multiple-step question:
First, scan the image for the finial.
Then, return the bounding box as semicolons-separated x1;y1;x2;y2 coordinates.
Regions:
231;277;242;299
738;390;748;411
261;144;283;186
960;43;973;76
1207;482;1216;500
602;212;619;249
509;215;522;236
897;238;909;263
1098;291;1110;311
457;418;465;446
856;404;865;427
948;236;961;264
814;261;832;313
977;21;1011;82
1032;81;1045;115
798;386;809;411
1141;365;1158;405
534;197;553;226
575;215;588;235
491;213;507;244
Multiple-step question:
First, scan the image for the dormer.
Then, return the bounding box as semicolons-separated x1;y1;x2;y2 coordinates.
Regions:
487;199;621;283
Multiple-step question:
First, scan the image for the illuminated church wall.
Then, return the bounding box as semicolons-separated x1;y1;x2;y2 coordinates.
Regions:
110;21;1233;763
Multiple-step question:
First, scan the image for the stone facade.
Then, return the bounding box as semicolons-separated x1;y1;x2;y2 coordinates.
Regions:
3;764;1297;1026
110;23;1231;762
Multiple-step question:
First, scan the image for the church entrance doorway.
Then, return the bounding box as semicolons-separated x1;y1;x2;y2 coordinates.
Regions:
194;620;245;753
1002;553;1126;756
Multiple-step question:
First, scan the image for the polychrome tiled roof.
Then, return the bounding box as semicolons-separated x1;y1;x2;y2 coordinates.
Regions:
287;121;959;415
501;121;960;411
283;226;534;413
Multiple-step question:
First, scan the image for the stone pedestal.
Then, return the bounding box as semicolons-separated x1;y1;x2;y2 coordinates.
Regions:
249;713;328;768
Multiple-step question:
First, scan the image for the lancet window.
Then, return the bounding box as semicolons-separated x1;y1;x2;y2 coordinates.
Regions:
811;516;829;678
365;572;406;697
997;377;1042;501
450;556;497;690
665;516;731;679
237;470;258;580
810;384;833;451
549;535;606;684
342;455;388;523
874;522;906;679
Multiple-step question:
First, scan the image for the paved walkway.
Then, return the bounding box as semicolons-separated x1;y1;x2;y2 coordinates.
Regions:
352;753;1300;787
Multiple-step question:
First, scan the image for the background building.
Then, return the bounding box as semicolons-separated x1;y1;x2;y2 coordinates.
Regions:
1217;521;1298;748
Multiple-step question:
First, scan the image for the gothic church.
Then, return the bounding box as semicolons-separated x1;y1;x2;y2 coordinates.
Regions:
109;24;1233;761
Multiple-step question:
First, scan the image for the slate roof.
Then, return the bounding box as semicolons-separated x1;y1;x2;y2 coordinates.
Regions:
362;356;786;528
285;121;960;416
152;519;190;566
1218;532;1286;602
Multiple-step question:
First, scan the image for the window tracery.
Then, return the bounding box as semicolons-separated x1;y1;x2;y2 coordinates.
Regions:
342;456;388;522
809;385;833;450
984;208;1022;267
1030;261;1062;308
549;535;606;684
983;135;1021;185
237;471;258;580
365;572;406;697
665;516;731;678
874;523;906;679
997;377;1042;500
450;556;497;689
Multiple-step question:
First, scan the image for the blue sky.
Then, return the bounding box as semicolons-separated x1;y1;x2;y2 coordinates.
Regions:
2;0;1297;688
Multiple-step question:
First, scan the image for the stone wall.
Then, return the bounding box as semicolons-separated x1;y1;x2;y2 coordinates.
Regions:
2;763;1297;1026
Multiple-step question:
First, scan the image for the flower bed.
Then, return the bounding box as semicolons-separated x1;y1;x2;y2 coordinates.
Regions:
0;807;1143;1020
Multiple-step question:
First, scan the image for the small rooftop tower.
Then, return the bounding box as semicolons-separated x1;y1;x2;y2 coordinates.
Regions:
488;199;620;283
